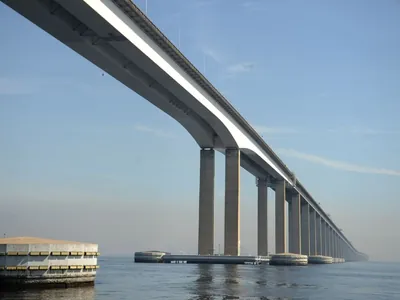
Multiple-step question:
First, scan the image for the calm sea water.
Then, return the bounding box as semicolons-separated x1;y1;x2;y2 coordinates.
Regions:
1;257;399;299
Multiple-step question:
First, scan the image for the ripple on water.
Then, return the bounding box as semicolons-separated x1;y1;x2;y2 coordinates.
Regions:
1;260;399;300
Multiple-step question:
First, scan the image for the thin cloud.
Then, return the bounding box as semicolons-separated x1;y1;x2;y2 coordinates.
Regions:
242;0;267;11
0;77;38;95
254;126;300;135
133;124;176;139
203;47;223;63
253;125;398;136
193;0;215;8
329;127;400;135
0;77;102;96
277;148;400;176
227;62;255;75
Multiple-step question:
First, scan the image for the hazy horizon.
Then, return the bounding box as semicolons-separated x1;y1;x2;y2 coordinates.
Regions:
1;0;399;262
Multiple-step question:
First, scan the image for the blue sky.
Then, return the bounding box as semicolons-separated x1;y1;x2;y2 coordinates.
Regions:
1;0;399;260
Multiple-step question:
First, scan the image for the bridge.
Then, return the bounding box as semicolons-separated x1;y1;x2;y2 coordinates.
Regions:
2;0;367;262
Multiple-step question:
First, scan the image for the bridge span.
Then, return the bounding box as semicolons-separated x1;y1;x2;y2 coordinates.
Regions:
2;0;367;262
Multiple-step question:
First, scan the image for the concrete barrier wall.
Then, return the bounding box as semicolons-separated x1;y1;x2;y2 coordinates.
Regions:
1;242;98;280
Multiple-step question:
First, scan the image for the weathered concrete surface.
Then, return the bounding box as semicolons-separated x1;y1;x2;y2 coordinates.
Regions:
224;149;241;256
308;255;333;264
0;237;96;245
290;194;301;254
270;253;308;266
0;275;95;290
309;209;317;255
257;178;268;256
198;149;215;255
275;181;286;254
301;203;310;256
0;236;98;290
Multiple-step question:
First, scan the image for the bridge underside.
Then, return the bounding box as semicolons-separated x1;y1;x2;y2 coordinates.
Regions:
5;0;226;146
5;0;283;181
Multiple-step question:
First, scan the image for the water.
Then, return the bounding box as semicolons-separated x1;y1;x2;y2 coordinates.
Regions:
1;257;399;299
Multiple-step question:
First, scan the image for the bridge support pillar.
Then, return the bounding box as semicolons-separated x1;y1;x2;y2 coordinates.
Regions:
316;215;322;255
309;209;317;255
288;191;293;252
341;240;345;259
325;223;329;256
301;203;310;255
275;180;286;253
198;148;215;255
334;232;338;259
321;221;326;255
257;177;268;256
327;226;331;257
289;193;301;254
224;149;241;256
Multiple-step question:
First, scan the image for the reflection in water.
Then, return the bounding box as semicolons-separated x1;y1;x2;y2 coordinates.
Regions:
192;264;214;299
273;265;294;289
0;286;95;300
223;265;239;299
255;264;269;287
1;259;398;300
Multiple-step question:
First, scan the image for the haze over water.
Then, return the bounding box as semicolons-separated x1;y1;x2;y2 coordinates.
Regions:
1;257;399;299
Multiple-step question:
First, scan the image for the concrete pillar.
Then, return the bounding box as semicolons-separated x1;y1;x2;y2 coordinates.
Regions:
316;214;322;255
198;149;215;255
289;193;301;254
275;180;286;253
334;232;338;258
341;240;344;258
325;224;329;257
324;223;329;256
321;220;325;255
224;149;240;256
327;226;331;257
287;191;293;252
309;209;317;255
320;220;324;256
331;229;337;258
330;230;333;258
340;237;343;258
301;203;310;255
257;177;268;256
